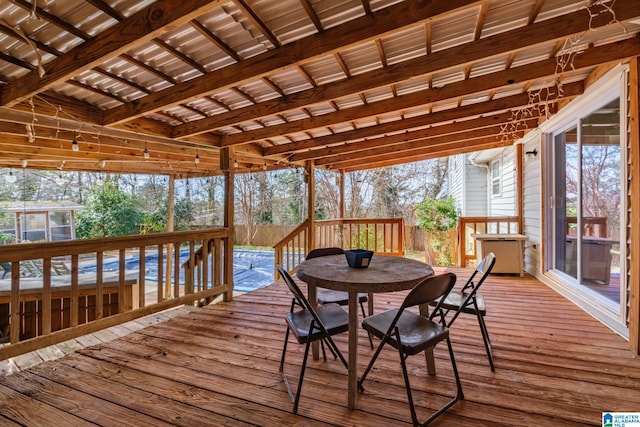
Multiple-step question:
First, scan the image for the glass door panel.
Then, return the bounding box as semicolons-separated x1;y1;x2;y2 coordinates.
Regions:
579;99;621;302
553;126;577;279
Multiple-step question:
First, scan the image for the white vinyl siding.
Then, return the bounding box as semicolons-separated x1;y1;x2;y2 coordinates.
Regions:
522;130;543;277
464;158;488;216
447;155;465;213
489;148;517;217
447;154;488;216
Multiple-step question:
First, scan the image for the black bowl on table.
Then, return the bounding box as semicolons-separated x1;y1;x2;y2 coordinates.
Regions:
345;249;374;268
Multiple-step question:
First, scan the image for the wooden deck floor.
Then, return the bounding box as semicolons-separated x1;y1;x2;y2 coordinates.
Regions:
0;267;639;426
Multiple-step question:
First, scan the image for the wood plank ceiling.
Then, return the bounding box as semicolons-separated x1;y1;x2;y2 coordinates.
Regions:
0;0;639;177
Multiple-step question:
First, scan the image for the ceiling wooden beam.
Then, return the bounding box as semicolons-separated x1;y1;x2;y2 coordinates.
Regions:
329;136;515;170
86;0;125;21
289;113;542;162
262;84;575;158
340;140;509;172
151;0;639;137
198;13;640;145
206;28;639;147
0;107;219;149
0;0;223;107
313;121;535;167
0;121;214;160
101;0;483;125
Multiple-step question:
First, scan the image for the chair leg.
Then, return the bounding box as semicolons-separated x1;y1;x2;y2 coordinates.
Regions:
477;312;495;371
422;337;464;426
279;326;290;373
292;340;312;413
359;301;374;349
324;335;348;369
357;335;387;392
319;337;328;361
396;332;420;427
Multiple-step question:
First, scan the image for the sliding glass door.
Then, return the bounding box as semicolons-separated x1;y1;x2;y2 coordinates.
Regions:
549;96;624;313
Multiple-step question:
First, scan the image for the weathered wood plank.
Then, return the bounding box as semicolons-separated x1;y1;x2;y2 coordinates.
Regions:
0;268;638;426
0;382;92;425
1;370;176;426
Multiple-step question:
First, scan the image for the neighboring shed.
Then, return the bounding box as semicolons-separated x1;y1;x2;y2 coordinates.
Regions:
0;201;83;244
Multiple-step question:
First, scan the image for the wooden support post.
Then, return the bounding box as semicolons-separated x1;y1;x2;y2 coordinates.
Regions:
629;57;640;355
516;143;524;234
339;169;346;217
222;147;235;302
165;175;175;299
307;161;315;253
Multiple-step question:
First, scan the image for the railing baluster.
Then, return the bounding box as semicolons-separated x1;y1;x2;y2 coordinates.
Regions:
42;258;52;336
70;254;79;326
173;243;180;298
202;239;209;293
10;262;20;344
96;251;104;319
187;240;195;297
118;249;125;314
138;247;145;308
157;244;164;303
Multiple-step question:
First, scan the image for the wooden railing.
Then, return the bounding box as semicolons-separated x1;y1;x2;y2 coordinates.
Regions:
0;228;231;360
315;218;404;256
273;220;310;275
457;216;521;267
182;237;225;303
274;218;404;276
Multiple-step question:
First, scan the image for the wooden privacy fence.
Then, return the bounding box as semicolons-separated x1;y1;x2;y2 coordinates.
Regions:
0;228;231;360
274;218;404;276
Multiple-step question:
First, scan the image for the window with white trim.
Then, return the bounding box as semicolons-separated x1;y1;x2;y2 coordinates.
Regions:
490;159;501;196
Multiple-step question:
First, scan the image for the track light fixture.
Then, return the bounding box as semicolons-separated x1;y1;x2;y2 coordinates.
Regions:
143;142;150;159
71;132;79;152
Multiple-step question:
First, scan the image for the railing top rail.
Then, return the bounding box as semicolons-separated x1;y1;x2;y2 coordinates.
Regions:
316;217;403;225
458;216;519;222
273;219;309;250
0;228;230;262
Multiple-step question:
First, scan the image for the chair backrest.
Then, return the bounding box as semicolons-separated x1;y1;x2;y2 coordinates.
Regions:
402;272;457;316
461;252;496;293
376;273;456;337
447;252;496;327
277;265;331;334
306;247;344;259
277;265;309;310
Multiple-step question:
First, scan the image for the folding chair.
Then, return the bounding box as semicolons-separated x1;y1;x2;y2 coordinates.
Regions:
308;247;373;348
358;272;462;426
277;265;349;413
432;252;496;371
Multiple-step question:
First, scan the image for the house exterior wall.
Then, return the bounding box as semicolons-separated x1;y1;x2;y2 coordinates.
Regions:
447;154;487;216
522;130;543;277
488;148;517;217
464;158;488;216
447;155;465;214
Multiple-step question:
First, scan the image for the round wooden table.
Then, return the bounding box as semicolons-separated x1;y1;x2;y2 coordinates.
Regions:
296;254;434;409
